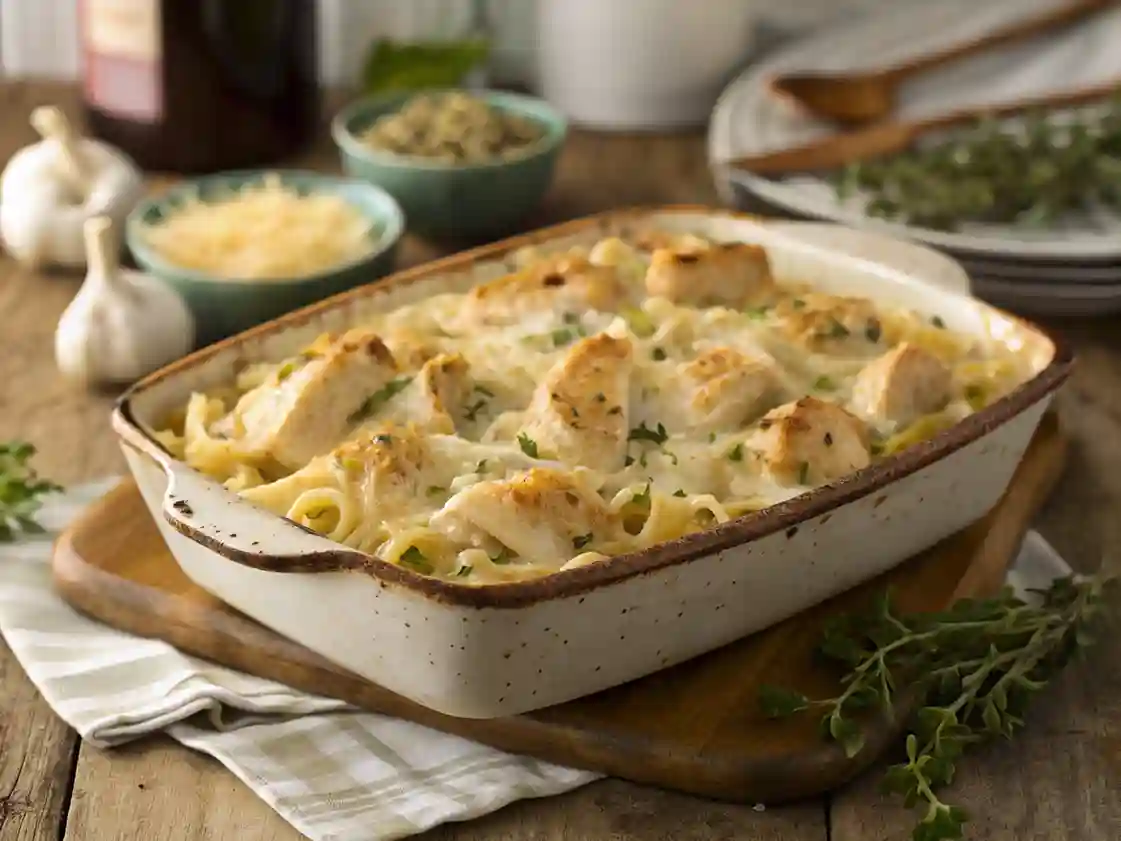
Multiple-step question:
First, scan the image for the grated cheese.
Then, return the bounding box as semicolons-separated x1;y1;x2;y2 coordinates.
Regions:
141;174;377;280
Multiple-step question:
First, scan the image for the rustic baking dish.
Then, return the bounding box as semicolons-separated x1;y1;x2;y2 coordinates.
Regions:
111;207;1072;719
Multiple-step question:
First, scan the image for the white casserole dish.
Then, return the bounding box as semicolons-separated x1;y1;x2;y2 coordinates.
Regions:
111;207;1071;719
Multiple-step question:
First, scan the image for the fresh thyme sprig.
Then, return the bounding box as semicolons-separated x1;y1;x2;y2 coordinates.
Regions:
759;575;1116;841
832;98;1121;232
0;441;62;542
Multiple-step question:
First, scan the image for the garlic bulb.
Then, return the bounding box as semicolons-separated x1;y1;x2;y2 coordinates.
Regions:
55;217;195;387
0;106;143;270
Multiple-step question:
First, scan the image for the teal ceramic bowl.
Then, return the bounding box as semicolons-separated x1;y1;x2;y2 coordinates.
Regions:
331;89;568;238
126;170;405;346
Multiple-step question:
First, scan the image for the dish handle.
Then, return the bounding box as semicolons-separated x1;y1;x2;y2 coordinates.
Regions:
160;461;371;574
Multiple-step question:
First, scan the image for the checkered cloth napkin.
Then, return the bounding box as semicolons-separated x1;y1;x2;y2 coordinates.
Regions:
0;481;1073;841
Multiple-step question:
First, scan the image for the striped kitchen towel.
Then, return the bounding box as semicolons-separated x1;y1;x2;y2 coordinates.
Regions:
0;480;599;841
0;481;1073;841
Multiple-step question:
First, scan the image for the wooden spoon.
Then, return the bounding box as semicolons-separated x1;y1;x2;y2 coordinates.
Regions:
769;0;1115;126
728;80;1121;178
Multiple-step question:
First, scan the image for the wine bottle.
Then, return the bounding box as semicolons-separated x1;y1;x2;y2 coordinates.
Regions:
79;0;320;173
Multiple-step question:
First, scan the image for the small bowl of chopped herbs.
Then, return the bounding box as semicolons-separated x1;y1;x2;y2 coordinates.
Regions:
331;89;568;239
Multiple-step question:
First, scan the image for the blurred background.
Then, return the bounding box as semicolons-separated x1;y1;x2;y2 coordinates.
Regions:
0;0;898;87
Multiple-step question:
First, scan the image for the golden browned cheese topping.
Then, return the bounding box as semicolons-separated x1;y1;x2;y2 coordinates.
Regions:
157;232;1039;583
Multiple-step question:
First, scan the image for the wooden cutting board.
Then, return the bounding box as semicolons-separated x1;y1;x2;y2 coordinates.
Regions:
51;413;1066;805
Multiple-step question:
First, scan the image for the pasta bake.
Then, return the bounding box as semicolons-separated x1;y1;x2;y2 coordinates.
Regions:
154;232;1033;584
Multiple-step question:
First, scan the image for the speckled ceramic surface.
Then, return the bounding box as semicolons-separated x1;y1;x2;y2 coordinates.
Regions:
111;208;1071;719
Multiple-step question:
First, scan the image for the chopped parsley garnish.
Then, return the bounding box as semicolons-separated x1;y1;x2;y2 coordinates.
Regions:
373;434;393;445
455;565;473;578
349;376;412;423
798;462;810;484
398;546;434;575
628;421;669;446
490;546;514;565
0;441;61;542
631;483;652;508
594;392;606;403
475;459;488;474
727;443;744;462
624;455;635;467
276;360;299;381
517;433;539;458
814;375;835;391
426;485;445;496
463;397;489;422
622;308;655;338
870;441;885;457
745;306;771;320
651;347;667;361
473;384;495;397
708;432;717;443
673;488;687;498
608;406;623;416
865;319;883;343
551;325;587;347
931;315;946;329
562;312;580;325
572;533;593;550
964;384;986;409
791;298;806;310
827;318;851;339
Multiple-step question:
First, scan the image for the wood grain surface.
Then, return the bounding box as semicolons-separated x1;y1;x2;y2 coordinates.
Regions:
0;81;1119;841
49;412;1066;805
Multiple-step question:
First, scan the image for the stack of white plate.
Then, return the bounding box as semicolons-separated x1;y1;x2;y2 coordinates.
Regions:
708;0;1121;317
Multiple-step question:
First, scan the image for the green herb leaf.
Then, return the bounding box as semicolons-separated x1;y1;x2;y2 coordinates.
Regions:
490;546;514;565
517;433;539;458
727;443;744;462
758;685;811;718
631;483;652;509
651;347;667;361
0;442;61;543
572;533;593;550
830;99;1121;232
361;38;489;95
551;326;586;347
628;421;669;446
350;376;413;423
757;574;1117;841
398;546;434;575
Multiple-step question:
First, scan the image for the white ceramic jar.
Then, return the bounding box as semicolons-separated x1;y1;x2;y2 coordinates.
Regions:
535;0;758;130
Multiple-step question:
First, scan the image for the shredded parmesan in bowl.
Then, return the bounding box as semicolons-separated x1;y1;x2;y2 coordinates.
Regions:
138;174;380;281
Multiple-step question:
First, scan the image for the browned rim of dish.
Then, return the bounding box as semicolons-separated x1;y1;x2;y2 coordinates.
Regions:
112;205;1076;610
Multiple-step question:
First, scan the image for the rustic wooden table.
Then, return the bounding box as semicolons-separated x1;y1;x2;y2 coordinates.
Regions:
0;82;1118;841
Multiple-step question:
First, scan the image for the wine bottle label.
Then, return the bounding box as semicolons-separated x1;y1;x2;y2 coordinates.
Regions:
80;0;163;123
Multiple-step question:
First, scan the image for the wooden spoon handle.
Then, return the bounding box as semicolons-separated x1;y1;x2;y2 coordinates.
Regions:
728;79;1121;177
882;0;1115;84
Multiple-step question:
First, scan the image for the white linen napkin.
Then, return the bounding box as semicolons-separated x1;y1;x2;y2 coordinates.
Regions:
0;481;1074;841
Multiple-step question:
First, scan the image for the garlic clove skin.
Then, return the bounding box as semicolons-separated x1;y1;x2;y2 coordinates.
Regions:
55;217;196;388
0;120;144;270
